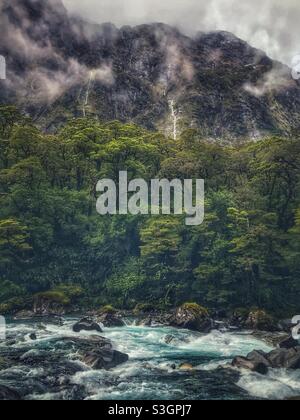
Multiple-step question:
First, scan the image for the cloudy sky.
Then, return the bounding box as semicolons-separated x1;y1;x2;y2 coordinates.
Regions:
63;0;299;65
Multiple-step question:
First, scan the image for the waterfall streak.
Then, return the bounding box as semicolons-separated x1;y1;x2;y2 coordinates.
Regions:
169;100;178;140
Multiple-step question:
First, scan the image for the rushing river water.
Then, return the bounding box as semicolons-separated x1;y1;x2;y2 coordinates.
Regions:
0;318;300;400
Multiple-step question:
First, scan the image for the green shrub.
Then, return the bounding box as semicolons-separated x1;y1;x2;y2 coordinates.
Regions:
98;305;117;315
34;291;70;306
0;297;31;314
34;285;84;308
181;303;209;318
0;279;25;303
0;303;10;314
246;309;276;331
53;284;84;299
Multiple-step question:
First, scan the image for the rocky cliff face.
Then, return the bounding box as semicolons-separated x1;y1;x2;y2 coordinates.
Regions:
1;0;299;140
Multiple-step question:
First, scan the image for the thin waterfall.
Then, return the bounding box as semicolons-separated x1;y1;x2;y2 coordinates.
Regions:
169;99;178;140
83;71;94;117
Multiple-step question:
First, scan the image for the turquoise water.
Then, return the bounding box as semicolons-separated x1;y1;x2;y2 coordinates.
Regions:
1;319;300;400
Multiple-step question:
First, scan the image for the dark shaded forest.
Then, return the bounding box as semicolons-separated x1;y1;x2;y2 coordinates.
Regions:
0;106;299;317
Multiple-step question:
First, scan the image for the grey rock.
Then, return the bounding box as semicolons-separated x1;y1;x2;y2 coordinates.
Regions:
82;348;129;370
268;347;300;369
279;335;299;350
245;310;277;332
232;356;269;375
33;298;66;317
252;331;290;347
164;334;190;346
0;385;21;401
165;334;176;345
233;346;300;374
247;350;271;366
278;319;294;333
72;318;103;333
136;316;153;327
97;312;125;328
61;335;129;370
171;306;213;332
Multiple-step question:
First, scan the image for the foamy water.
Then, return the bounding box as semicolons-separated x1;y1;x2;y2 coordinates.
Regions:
0;319;299;400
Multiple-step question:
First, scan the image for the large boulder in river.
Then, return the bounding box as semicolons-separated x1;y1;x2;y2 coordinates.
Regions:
230;308;249;328
33;292;67;316
233;346;300;374
171;303;213;332
232;355;269;375
251;331;291;347
96;306;125;328
245;310;277;332
83;347;129;370
73;318;103;333
267;347;300;369
278;319;295;333
278;335;299;349
97;312;125;328
61;335;129;370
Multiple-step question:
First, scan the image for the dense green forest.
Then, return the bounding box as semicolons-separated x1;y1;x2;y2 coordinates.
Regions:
0;105;299;317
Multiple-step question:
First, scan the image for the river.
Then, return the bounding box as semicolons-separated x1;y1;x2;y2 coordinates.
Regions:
0;318;299;400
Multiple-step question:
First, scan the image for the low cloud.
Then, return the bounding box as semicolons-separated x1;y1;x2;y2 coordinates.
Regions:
244;66;294;97
7;60;114;104
0;1;115;104
63;0;300;66
158;34;195;86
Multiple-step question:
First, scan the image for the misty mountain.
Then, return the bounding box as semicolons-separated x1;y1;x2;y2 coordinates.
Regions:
1;0;300;140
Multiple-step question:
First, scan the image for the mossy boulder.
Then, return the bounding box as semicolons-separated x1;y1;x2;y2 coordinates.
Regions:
233;308;250;320
172;303;212;332
97;305;117;315
246;310;277;332
230;308;250;328
53;284;84;300
33;291;70;316
33;285;84;316
0;297;31;315
97;306;124;327
181;303;209;317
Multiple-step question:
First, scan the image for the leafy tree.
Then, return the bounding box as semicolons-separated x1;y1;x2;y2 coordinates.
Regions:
0;219;31;267
0;107;298;316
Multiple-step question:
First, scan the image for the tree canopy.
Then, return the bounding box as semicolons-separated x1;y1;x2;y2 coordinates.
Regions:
0;105;299;316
